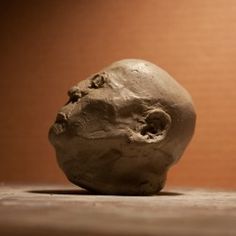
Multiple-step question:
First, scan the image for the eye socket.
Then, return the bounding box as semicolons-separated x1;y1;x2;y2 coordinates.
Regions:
65;94;79;105
89;74;106;89
66;87;88;105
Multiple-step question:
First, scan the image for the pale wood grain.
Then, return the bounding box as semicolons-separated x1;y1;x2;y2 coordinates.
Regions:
0;185;235;236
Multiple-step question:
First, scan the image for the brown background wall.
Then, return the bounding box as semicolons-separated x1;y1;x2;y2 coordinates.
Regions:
1;0;235;189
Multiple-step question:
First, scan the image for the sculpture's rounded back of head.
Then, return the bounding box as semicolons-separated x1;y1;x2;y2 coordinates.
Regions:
49;59;196;195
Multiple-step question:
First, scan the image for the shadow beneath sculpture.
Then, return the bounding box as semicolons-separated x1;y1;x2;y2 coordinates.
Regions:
28;189;183;196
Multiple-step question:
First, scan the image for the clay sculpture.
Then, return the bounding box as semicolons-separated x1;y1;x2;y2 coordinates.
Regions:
49;59;196;195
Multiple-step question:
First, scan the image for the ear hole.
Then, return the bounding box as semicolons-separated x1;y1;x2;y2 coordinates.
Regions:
140;109;171;140
140;120;164;136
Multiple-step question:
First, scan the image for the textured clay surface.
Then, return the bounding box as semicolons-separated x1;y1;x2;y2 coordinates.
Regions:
49;59;196;195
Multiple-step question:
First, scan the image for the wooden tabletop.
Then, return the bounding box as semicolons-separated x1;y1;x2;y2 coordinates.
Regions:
0;185;235;236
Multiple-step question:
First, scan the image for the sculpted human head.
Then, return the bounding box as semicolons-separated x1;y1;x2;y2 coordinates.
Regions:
49;59;196;195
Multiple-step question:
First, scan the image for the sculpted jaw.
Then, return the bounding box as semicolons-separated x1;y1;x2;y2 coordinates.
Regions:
49;59;196;195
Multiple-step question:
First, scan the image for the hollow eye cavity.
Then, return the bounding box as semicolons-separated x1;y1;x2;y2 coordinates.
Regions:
66;73;107;105
66;86;88;104
89;74;106;89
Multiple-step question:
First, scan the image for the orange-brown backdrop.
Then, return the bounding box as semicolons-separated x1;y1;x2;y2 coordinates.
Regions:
1;0;235;189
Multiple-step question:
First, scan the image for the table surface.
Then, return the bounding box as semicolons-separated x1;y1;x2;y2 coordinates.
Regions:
0;185;235;236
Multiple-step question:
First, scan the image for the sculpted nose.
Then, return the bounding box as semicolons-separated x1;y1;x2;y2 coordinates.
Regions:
50;111;69;138
56;112;68;123
54;85;89;129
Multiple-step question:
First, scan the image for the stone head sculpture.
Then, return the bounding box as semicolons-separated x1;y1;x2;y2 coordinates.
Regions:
49;59;196;195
